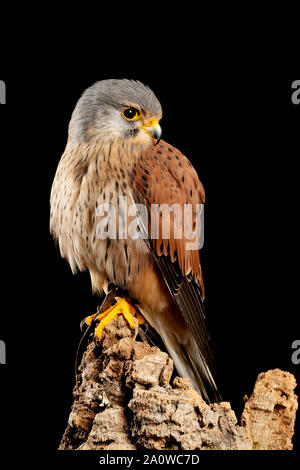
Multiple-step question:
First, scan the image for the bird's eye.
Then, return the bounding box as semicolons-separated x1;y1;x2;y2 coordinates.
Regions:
121;107;141;121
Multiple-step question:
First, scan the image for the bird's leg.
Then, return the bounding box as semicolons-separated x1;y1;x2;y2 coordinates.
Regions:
84;287;144;339
80;285;118;332
92;298;135;338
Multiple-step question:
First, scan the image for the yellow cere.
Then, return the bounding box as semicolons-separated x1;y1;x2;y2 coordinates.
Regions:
145;118;158;128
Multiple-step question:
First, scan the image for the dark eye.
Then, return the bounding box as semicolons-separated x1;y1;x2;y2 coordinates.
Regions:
121;107;141;121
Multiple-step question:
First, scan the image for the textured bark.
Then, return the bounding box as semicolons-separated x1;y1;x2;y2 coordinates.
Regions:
59;316;297;451
241;369;298;450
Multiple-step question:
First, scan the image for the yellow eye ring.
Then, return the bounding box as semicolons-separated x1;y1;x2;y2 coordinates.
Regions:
121;106;141;121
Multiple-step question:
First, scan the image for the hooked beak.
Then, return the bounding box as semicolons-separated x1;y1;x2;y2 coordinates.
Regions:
142;118;162;145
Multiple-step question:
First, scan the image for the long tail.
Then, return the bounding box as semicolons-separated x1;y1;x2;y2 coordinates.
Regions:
154;313;221;403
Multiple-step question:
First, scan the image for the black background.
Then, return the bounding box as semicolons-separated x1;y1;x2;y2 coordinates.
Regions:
0;71;299;463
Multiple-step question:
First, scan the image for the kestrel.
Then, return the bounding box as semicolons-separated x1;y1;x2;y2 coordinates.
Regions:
50;79;220;402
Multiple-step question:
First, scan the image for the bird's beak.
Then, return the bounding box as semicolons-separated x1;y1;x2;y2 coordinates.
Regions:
142;118;162;145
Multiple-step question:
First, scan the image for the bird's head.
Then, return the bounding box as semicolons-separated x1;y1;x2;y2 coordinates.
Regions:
69;79;163;148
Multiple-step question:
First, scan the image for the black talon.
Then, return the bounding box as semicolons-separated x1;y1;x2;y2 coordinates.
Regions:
75;285;142;377
75;287;119;377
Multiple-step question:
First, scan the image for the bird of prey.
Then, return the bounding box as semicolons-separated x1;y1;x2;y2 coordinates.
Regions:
50;79;220;402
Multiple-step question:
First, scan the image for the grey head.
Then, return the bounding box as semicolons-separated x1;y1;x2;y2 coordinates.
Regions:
69;79;163;145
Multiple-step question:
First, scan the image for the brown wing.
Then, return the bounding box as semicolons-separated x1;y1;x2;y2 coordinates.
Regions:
131;139;220;403
131;139;205;295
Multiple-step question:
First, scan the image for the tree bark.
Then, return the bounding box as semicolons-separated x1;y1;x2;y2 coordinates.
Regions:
59;315;298;451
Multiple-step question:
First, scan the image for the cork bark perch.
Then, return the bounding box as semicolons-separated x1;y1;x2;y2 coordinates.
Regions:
59;315;298;451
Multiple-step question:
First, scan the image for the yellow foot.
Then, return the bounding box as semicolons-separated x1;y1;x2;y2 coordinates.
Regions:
84;298;143;338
